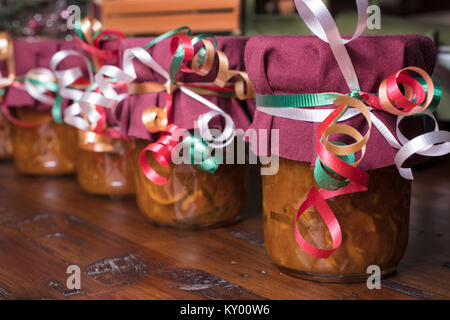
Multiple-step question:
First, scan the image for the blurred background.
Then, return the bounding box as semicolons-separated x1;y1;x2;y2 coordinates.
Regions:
1;0;449;38
0;0;449;121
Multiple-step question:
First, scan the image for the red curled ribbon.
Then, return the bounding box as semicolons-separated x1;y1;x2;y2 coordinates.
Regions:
133;28;255;185
139;89;180;185
295;67;436;258
170;35;195;74
138;124;181;185
137;33;195;185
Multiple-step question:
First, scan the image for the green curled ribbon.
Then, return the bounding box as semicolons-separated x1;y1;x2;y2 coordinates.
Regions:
182;135;219;174
314;142;355;191
414;77;441;114
51;95;63;124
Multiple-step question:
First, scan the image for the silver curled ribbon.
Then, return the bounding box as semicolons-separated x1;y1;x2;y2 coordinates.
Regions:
50;49;101;130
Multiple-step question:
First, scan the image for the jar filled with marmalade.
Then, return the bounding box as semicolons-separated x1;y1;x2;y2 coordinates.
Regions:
132;139;246;228
244;33;436;282
262;158;410;282
11;108;77;175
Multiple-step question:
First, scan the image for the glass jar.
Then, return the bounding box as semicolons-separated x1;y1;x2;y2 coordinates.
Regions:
76;132;135;196
132;139;246;228
0;113;12;159
11;108;77;175
262;157;411;283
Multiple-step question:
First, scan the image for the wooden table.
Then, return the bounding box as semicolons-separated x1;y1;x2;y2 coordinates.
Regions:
0;158;448;300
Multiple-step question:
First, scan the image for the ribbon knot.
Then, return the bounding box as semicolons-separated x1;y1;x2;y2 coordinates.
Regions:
165;81;178;94
89;27;253;184
349;90;360;98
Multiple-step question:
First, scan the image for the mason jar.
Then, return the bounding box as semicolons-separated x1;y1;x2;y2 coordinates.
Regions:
11;108;77;175
132;139;246;228
262;157;410;282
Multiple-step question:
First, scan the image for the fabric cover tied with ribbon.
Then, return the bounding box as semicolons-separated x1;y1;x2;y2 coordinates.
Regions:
89;28;255;185
0;39;69;128
247;0;450;258
0;28;121;130
49;17;125;135
0;37;82;175
115;35;255;142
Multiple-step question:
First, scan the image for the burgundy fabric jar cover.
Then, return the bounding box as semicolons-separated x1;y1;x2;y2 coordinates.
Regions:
3;39;120;119
115;36;256;142
245;34;436;171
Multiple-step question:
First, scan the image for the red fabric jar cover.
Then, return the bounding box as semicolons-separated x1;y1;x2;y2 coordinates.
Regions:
245;34;436;170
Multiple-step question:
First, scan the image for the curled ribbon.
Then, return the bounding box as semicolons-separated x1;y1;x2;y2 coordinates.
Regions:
258;0;450;258
75;27;194;119
90;27;253;184
74;16;124;72
4;56;93;128
139;124;181;185
65;16;124;134
49;17;126;154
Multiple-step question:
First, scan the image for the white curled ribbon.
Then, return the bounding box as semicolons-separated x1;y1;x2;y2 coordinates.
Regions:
50;49;100;130
258;0;450;179
87;45;236;148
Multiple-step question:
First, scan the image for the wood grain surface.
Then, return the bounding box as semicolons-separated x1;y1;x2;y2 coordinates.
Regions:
0;157;448;300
